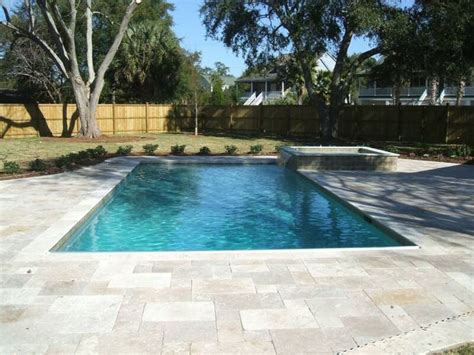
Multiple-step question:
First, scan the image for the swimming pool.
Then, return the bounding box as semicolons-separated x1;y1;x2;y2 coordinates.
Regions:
56;164;413;252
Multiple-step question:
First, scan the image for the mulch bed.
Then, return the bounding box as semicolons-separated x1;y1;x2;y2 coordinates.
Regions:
399;154;473;165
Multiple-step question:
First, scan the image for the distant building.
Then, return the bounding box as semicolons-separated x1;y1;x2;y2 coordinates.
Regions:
236;54;336;105
357;75;474;106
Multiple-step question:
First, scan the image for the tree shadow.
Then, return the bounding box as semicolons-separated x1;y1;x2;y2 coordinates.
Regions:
61;103;79;137
307;163;474;242
0;103;53;138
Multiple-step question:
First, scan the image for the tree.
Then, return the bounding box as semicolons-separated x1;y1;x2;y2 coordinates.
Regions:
109;22;188;103
415;0;474;106
200;0;397;140
2;36;69;103
375;8;420;105
1;0;143;137
377;1;474;105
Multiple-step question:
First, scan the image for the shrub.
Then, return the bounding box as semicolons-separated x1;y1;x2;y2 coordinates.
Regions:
67;152;80;163
385;145;399;154
86;145;107;159
224;145;238;155
77;150;92;161
198;146;211;155
3;160;21;174
55;155;74;168
274;144;285;153
250;144;263;154
29;159;47;172
116;145;133;156
455;144;471;157
170;144;186;155
143;143;159;155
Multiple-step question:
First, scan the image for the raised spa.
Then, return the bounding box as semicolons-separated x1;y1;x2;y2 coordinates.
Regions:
55;163;412;252
279;146;399;171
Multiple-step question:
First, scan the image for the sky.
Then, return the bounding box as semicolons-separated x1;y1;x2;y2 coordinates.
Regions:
2;0;414;77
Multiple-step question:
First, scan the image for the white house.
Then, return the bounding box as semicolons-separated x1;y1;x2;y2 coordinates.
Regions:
236;54;336;105
357;76;474;106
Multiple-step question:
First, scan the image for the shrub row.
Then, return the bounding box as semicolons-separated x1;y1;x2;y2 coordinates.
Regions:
2;143;287;175
56;145;108;168
382;144;472;157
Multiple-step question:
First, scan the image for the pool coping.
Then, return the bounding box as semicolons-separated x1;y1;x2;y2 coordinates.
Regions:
16;155;420;261
281;146;400;157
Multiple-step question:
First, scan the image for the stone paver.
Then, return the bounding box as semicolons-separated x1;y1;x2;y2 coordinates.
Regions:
1;157;473;354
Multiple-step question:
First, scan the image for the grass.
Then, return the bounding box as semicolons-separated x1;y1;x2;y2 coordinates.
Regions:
435;343;474;355
1;132;471;174
0;133;300;170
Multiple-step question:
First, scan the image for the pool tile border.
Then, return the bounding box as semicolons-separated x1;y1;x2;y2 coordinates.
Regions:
14;155;420;261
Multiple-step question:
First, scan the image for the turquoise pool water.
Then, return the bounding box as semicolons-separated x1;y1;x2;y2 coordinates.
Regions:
57;164;411;252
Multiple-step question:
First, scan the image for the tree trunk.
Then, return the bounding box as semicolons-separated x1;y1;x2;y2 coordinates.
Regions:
73;83;101;138
299;58;333;141
456;80;465;106
194;91;198;136
428;77;438;105
327;87;346;141
393;82;401;105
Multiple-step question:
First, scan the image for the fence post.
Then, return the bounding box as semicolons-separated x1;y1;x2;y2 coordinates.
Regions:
421;105;426;143
112;103;116;135
397;103;402;141
445;103;450;143
286;106;291;137
229;105;233;131
259;105;264;133
145;102;149;133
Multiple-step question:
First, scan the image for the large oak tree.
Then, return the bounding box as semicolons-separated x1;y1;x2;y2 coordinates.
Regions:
200;0;402;140
1;0;143;137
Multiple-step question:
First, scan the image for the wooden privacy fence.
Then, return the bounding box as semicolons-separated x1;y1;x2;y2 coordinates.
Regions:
0;103;473;145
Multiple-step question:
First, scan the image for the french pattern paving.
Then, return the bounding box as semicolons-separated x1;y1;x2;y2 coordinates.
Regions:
0;157;473;354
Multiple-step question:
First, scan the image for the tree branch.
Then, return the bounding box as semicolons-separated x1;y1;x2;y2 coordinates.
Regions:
91;0;140;105
35;0;70;63
352;46;381;68
85;0;95;86
0;8;69;78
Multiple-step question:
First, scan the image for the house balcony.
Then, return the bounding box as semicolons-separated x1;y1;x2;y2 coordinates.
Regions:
443;86;474;97
359;86;426;97
239;91;285;103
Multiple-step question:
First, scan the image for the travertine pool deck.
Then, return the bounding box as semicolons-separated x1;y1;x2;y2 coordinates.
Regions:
1;156;473;354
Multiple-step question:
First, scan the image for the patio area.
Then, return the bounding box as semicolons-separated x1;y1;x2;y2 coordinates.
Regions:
1;157;473;354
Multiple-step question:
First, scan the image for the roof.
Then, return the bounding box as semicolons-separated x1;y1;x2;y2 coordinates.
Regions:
236;73;279;83
236;53;336;83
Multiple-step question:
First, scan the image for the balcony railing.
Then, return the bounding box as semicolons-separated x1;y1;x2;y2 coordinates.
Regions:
359;87;392;97
444;86;474;96
360;86;427;97
240;91;284;102
400;87;426;97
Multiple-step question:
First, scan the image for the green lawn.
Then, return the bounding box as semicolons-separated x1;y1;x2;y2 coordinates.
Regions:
1;132;471;174
0;133;302;170
436;343;474;355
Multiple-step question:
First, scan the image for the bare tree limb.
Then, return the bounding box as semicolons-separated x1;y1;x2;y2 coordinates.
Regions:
0;11;69;78
91;0;140;105
35;0;70;63
85;0;95;86
25;0;35;32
